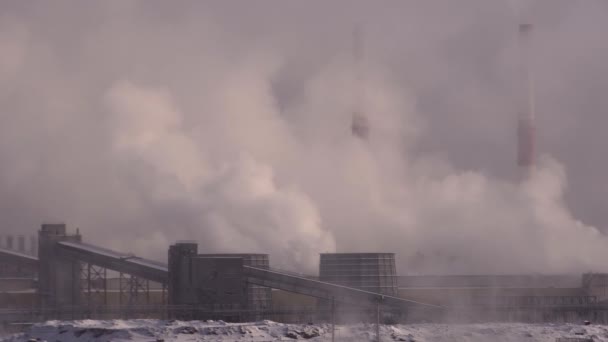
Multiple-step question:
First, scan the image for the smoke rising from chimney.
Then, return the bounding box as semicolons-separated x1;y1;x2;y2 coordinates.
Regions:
0;1;608;274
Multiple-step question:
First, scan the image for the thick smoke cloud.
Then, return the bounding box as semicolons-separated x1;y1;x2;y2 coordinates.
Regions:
1;0;608;274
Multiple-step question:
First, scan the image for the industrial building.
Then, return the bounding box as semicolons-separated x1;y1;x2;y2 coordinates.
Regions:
168;241;271;321
1;223;608;326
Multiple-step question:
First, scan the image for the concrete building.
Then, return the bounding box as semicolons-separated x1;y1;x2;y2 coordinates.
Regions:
168;242;271;321
37;224;82;309
202;253;271;311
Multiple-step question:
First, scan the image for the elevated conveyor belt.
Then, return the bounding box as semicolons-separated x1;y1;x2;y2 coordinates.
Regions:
0;247;38;268
243;266;440;310
57;241;168;284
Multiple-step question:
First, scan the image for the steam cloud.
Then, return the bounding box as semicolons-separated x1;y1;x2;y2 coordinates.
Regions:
1;0;608;274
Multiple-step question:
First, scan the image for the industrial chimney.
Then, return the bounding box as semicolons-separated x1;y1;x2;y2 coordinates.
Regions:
17;235;25;253
351;25;370;140
30;235;37;256
6;235;14;250
517;21;536;179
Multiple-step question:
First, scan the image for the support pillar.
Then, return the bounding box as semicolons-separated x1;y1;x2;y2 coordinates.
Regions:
81;263;107;313
376;302;380;342
331;297;335;342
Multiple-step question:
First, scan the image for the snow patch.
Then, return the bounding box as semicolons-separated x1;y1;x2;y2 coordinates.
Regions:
2;320;608;341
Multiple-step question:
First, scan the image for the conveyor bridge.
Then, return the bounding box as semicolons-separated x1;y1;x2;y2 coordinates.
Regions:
243;266;440;310
57;241;168;284
0;247;38;268
0;247;38;277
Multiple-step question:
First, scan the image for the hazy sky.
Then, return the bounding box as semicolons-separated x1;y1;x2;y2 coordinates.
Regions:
1;0;607;274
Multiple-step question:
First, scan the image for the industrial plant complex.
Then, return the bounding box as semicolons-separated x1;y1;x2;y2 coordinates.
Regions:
0;223;607;328
1;7;606;337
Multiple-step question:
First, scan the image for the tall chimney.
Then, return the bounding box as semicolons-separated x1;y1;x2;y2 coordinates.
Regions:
17;235;25;253
6;235;14;250
30;236;37;256
517;22;536;179
351;24;370;140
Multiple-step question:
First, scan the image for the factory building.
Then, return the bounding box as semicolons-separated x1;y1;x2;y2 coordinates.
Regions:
3;225;608;324
168;241;271;321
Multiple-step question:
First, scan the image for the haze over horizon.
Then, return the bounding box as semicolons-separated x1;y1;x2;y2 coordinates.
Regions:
1;0;607;275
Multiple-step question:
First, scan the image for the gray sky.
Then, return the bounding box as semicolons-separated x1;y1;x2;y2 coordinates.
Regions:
1;0;607;274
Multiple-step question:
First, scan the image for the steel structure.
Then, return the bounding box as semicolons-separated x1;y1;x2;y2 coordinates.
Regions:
0;237;166;309
35;224;168;312
57;241;167;283
243;266;437;311
0;247;38;278
81;263;107;307
56;241;166;309
319;253;398;295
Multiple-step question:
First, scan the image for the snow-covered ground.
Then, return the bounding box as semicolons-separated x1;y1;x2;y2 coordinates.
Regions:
1;319;605;341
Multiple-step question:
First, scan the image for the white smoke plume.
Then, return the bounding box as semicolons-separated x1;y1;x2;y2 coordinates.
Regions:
0;0;607;274
105;79;334;270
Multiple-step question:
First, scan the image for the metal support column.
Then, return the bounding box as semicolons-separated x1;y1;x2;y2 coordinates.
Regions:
331;297;335;342
119;272;151;318
81;263;108;311
376;297;382;342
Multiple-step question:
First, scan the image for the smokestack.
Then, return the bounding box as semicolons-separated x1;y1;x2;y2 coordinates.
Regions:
351;24;370;140
6;235;14;250
17;235;25;253
30;236;37;256
517;21;536;179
